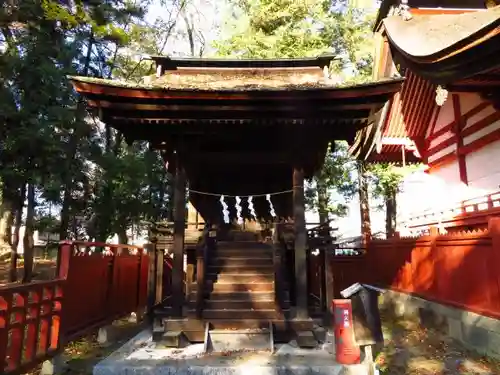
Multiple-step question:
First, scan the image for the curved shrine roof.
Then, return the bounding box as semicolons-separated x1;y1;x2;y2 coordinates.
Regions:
70;58;403;206
383;6;500;83
384;6;500;60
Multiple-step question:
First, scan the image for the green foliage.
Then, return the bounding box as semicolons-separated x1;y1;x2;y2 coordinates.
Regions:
367;163;423;210
214;0;334;58
0;0;176;245
214;0;375;80
305;141;358;218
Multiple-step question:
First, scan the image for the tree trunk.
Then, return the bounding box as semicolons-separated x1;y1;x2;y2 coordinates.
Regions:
60;33;94;240
5;212;13;246
117;229;128;244
22;183;35;283
317;180;329;225
385;189;397;237
59;134;78;240
182;9;195;57
0;180;14;256
357;161;372;247
9;183;26;282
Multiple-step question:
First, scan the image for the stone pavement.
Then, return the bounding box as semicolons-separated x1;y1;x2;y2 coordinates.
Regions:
93;329;372;375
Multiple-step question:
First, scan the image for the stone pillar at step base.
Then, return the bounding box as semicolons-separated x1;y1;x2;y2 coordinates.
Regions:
128;309;146;323
97;325;113;346
40;354;68;375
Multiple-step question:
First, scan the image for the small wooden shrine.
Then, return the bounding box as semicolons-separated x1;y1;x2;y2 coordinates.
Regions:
351;2;500;234
71;55;402;348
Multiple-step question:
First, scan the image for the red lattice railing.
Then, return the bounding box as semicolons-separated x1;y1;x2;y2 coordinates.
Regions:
402;190;500;230
0;241;149;375
342;219;500;321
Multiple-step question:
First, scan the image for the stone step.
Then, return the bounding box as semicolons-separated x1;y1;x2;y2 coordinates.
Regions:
159;318;316;332
207;273;275;283
197;309;287;320
202;299;289;310
209;282;275;293
207;264;274;273
156;318;316;343
216;241;268;249
211;258;273;267
295;331;319;348
162;318;205;332
207;326;272;352
189;291;282;301
212;251;273;259
154;319;206;344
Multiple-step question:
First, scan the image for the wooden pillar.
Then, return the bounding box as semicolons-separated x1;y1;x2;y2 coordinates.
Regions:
172;164;186;317
324;252;334;313
293;167;308;320
155;247;164;305
145;243;156;323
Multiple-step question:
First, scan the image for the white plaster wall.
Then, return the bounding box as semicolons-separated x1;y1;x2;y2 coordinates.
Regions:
466;139;500;192
427;97;455;163
397;165;472;219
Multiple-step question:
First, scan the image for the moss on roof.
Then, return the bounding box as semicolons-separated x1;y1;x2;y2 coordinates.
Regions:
69;73;403;92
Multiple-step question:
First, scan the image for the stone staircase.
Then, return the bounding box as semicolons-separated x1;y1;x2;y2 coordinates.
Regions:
155;231;319;350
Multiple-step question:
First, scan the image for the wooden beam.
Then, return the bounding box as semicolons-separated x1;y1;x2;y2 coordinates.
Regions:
87;99;382;113
452;94;468;185
293;167;308;320
172;163;187;317
104;108;370;121
179;151;295;165
425;102;496;157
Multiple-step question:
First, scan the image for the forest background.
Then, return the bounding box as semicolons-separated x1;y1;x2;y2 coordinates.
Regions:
0;0;412;281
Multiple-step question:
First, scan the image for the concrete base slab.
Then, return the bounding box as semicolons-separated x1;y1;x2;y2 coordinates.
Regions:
93;329;370;375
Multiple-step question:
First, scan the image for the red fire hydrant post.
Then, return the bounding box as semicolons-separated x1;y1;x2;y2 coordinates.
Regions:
332;299;361;364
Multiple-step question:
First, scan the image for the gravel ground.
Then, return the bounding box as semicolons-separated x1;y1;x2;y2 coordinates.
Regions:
376;314;500;375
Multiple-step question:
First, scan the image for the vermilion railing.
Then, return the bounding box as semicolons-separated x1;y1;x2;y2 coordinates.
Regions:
401;190;500;230
0;241;149;375
344;218;500;320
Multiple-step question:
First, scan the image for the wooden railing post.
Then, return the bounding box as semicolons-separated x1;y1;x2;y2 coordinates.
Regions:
136;248;148;314
57;241;73;280
145;243;156;323
195;225;212;318
488;217;500;311
155;248;164;307
186;264;194;301
272;223;284;309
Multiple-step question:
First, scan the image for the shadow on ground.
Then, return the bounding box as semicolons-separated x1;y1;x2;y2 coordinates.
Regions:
375;312;500;375
28;319;145;375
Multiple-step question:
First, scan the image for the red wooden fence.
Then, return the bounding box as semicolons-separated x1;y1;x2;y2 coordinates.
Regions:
338;217;500;320
0;241;149;375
